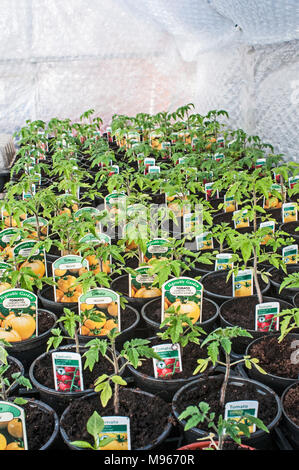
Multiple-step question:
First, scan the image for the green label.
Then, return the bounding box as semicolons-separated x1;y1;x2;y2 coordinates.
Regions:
0;262;10;278
0;288;38;338
0;402;28;450
74;207;101;219
233;209;249;229
224;194;237;213
183;213;200;234
104;192;127;212
97;417;131;450
22;217;48;238
162;277;203;324
225;401;259;434
79;288;120;335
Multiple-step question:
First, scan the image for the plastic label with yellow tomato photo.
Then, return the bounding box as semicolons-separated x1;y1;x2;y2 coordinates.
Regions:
224;401;259;435
0;228;22;259
233;209;249;229
183;212;200;235
78;288;120;337
0;288;38;342
104;191;127;216
13;240;47;278
260;220;275;246
263;183;284;209
22;216;49;240
282;244;298;265
0;401;28;450
161;277;203;325
52;255;89;303
196;231;213;250
282;202;298;224
129;266;161;299
97;416;131;451
143;238;171;265
224;194;237;213
232;269;253;297
215;253;233;271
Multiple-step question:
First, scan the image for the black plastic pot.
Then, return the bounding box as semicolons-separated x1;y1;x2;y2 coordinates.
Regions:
172;375;282;450
37;285;78;317
29;344;125;416
7;309;57;371
201;270;271;307
141;296;219;337
59;389;173;450
245;333;299;395
268;265;299;303
293;291;299;308
281;382;299;449
280;221;299;242
6;355;25;397
219;295;293;355
0;169;11;192
61;304;140;349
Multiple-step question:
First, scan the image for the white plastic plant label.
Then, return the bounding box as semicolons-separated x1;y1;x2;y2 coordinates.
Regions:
260;221;275;245
0;401;28;450
183;213;200;235
161;277;203;324
52;351;84;393
205;182;219;201
22;184;36;200
143;157;155;175
104;191;127;216
0;228;22;251
215;253;233;271
52;255;89;302
97;416;131;450
255;302;280;332
263;183;283;209
254;158;266;168
224;401;259;434
144;238;171;264
22;216;49;239
196;232;213;250
13;240;47;277
0;261;10;279
282;244;298;264
129;266;159;299
224;194;237;213
233;209;249;229
152;343;182;379
214;153;224;162
0;289;38;339
147;165;160;177
78;288;120;336
282;203;298;223
232;269;253;297
288;176;299;189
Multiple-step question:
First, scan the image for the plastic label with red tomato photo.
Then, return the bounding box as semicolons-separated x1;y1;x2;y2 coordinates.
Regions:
255;302;280;333
152;343;182;379
52;352;84;392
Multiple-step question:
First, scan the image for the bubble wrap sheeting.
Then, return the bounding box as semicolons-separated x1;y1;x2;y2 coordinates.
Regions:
0;0;298;161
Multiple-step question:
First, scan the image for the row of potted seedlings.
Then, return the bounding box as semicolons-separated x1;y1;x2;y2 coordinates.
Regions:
0;105;298;451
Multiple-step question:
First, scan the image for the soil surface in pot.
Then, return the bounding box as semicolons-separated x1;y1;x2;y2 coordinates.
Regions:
145;298;217;324
133;337;210;380
281;221;299;237
283;383;299;426
175;375;277;432
220;297;290;330
6;358;22;383
203;272;268;297
270;266;299;288
61;388;171;449
33;348;115;390
38;309;56;335
23;400;56;450
249;336;299;379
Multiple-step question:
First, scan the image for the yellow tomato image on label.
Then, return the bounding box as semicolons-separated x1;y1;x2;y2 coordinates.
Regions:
234;281;253;297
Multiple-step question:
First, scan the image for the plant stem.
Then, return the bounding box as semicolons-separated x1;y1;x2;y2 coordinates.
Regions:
111;338;119;415
253;246;263;304
220;352;230;408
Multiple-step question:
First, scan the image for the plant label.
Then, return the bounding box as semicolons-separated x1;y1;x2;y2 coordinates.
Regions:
78;288;121;336
52;255;89;303
214;153;224;162
129;266;159;298
52;351;84;393
22;184;36;200
282;244;298;264
13;239;47;277
0;262;10;279
233;269;253;297
233;209;249;229
97;416;131;450
215;253;233;271
22;217;49;239
79;232;112;270
144;238;171;264
183;212;200;235
147;165;160;177
255;302;280;332
205;182;219;201
104;191;127;217
0;289;38;338
260;221;275;245
254;158;266;168
0;228;22;251
263;184;283;209
288;176;299;190
282;203;298;223
0;401;28;450
161;277;203;324
196;232;213;250
152;343;182;379
224;401;259;434
224;194;237;213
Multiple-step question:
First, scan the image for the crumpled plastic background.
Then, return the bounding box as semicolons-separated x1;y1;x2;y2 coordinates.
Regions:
0;0;298;160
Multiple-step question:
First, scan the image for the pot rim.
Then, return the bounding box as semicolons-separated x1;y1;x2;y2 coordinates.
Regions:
280;381;299;431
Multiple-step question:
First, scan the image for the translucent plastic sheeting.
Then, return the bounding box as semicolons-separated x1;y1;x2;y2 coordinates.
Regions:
0;0;298;160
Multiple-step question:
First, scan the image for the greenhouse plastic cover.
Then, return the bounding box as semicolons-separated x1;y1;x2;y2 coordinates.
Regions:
0;0;298;160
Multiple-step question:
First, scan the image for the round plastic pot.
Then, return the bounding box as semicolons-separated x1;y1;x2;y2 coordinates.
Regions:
200;270;271;307
25;398;60;450
172;375;282;450
126;336;216;402
38;285;78;317
62;304;140;350
280;222;299;242
6;309;57;371
141;297;219;337
268;265;299;303
111;274;161;313
219;295;293;356
29;344;122;416
281;382;299;449
59;389;173;451
177;441;255;450
293;292;299;308
245;333;299;395
6;355;25;397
